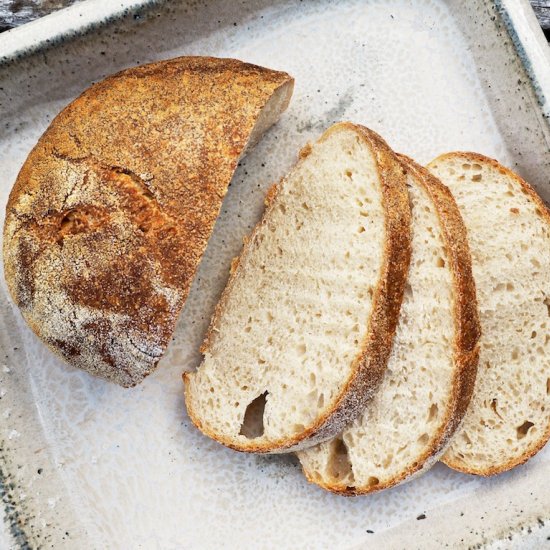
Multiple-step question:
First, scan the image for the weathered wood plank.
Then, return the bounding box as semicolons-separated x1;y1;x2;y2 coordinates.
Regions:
0;0;80;30
530;0;550;29
0;0;548;33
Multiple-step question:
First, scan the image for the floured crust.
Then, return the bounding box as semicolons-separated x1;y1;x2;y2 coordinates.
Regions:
429;151;550;476
3;56;293;387
184;122;412;453
299;156;480;494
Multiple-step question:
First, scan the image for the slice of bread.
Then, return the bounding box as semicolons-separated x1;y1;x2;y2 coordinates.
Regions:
298;157;480;494
428;152;550;475
3;56;293;387
183;123;411;453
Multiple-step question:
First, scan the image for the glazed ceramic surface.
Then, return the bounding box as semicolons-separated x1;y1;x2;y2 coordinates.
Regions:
0;0;549;548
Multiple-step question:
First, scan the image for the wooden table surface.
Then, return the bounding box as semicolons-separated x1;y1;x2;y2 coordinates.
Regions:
0;0;549;37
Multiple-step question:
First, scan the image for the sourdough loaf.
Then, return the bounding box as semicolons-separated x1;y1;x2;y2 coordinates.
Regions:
429;152;550;475
298;156;480;493
184;123;411;453
3;56;293;387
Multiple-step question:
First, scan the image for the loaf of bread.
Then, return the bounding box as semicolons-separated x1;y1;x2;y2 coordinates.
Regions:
3;56;293;387
184;123;411;453
297;156;480;493
429;153;550;475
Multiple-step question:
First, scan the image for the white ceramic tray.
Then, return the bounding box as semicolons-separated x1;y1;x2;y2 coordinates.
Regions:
1;1;550;548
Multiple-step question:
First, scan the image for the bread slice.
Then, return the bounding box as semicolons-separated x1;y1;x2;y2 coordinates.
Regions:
428;152;550;475
183;123;411;453
3;56;293;387
298;157;480;493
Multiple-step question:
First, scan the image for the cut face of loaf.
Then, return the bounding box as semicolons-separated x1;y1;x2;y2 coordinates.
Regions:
184;123;411;453
428;153;550;475
3;56;293;387
298;157;480;494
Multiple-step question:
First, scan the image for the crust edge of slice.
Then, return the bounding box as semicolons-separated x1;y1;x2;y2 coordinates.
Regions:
428;151;550;477
183;122;412;454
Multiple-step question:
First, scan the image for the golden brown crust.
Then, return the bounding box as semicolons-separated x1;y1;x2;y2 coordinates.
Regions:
429;151;550;476
184;122;412;453
300;155;481;495
3;56;293;387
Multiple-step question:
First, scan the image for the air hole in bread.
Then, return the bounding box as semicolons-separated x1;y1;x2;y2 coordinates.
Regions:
382;454;393;469
301;202;310;210
462;432;473;446
436;257;445;268
531;258;541;269
462;163;471;170
360;211;369;218
345;169;353;178
327;437;354;482
516;420;534;440
296;343;306;356
506;282;514;291
490;398;503;419
358;226;366;234
418;433;429;445
244;326;252;333
472;174;482;182
239;391;268;439
366;476;379;487
544;297;550;317
511;349;519;360
427;403;439;422
547;379;550;395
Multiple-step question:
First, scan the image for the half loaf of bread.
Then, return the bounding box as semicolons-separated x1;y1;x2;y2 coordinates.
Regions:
184;122;411;453
298;156;480;493
428;152;550;475
3;56;293;387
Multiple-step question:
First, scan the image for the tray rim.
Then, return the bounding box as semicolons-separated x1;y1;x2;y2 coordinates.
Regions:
1;0;550;548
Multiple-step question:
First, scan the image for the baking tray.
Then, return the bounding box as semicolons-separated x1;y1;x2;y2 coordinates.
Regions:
1;0;549;548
